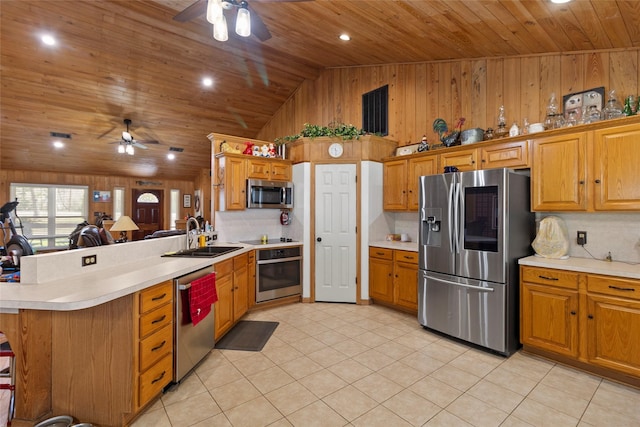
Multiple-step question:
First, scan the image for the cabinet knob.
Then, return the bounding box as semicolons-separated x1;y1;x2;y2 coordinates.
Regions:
570;311;576;315
595;179;601;184
588;314;594;319
579;180;585;185
471;160;475;164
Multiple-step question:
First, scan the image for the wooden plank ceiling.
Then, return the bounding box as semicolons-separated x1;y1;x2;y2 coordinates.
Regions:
1;0;638;180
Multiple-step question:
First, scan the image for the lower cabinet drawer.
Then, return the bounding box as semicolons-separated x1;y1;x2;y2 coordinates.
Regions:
139;352;173;408
139;302;173;338
139;322;173;372
587;275;640;300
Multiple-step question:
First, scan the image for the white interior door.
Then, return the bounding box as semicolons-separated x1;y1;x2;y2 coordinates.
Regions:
315;164;357;302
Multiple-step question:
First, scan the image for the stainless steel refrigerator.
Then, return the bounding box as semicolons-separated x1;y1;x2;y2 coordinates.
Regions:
418;168;534;355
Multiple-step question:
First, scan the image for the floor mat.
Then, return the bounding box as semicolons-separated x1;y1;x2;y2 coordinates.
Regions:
214;320;279;351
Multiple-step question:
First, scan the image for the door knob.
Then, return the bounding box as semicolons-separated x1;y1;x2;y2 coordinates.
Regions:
317;237;322;242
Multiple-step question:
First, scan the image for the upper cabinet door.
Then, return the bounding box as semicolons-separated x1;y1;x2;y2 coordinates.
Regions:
593;123;640;210
383;159;408;210
531;132;588;211
408;155;438;210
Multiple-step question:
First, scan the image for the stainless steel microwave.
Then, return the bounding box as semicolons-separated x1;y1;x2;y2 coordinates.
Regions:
246;179;294;209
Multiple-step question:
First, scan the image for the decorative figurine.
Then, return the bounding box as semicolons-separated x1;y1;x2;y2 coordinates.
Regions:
268;143;276;158
417;135;429;152
243;142;254;155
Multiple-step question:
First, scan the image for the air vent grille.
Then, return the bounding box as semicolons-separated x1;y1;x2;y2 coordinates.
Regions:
50;132;72;139
169;147;184;152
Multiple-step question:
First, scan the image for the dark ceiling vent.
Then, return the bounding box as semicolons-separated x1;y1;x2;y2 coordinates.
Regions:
169;147;184;152
50;131;72;139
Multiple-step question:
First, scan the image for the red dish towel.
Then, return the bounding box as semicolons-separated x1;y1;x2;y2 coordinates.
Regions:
189;272;218;327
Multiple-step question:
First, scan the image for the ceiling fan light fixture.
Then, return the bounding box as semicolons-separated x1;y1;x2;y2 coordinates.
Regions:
206;0;223;24
235;2;251;37
118;143;125;154
213;14;229;41
126;144;134;155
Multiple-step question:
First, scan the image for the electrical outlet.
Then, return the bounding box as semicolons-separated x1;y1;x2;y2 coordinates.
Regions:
577;231;587;246
82;255;97;267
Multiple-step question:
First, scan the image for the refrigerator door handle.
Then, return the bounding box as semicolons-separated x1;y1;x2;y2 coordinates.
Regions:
426;275;495;292
447;180;455;252
453;182;461;253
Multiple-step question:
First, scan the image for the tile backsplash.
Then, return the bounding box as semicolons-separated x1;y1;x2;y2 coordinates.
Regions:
538;212;640;264
383;211;640;264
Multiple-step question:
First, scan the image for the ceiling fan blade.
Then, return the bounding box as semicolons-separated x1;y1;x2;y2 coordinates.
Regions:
247;3;272;42
173;0;207;22
135;139;160;145
132;141;149;149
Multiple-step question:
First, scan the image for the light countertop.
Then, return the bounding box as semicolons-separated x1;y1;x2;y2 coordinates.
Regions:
370;241;419;252
0;240;277;312
519;255;640;280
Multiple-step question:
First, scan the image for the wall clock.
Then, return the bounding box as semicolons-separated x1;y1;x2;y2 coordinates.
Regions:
328;142;344;158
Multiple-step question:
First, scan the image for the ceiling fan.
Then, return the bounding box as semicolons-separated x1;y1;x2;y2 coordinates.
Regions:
173;0;312;42
111;119;159;154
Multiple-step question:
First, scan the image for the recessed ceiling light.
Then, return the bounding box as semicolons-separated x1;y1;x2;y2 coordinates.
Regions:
167;153;176;160
550;0;572;4
53;141;64;149
41;34;56;46
339;34;351;41
202;77;213;87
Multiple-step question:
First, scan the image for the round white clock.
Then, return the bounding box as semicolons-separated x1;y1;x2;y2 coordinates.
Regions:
328;142;343;158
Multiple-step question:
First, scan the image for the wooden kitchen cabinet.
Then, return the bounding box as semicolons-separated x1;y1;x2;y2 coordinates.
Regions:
521;265;640;387
247;250;256;310
592;123;640;210
439;147;478;172
247;157;292;181
369;247;394;303
480;139;530;170
585;275;640;378
393;250;419;312
531;122;640;212
383;154;438;211
233;252;249;321
135;280;174;409
520;267;579;358
531;132;588;211
216;154;246;211
214;253;249;340
216;153;292;211
369;247;419;313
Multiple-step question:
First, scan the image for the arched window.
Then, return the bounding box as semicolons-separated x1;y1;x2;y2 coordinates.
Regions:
136;192;159;203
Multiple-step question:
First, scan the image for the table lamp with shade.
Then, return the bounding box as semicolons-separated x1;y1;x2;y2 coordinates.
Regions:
109;215;139;243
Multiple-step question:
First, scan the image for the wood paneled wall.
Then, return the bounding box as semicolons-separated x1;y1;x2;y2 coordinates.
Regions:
0;170;196;229
257;49;640;146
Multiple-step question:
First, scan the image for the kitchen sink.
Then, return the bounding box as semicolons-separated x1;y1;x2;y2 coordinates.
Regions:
162;246;243;258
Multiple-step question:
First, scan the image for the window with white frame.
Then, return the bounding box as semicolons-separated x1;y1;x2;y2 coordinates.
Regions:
170;189;180;229
113;187;125;220
9;183;89;250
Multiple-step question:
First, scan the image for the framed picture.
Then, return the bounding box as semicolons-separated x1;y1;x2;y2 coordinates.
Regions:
395;143;420;156
562;87;604;121
93;190;111;202
183;194;191;208
194;189;202;217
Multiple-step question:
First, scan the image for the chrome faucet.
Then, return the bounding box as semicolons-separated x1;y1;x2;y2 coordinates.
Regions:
185;217;200;250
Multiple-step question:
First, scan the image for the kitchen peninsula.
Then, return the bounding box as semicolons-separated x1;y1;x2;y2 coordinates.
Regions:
0;236;267;426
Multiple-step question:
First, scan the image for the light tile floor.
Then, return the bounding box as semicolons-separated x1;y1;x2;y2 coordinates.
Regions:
132;303;640;427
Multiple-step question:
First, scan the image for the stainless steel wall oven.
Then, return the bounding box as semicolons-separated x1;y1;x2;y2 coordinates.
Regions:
255;246;302;303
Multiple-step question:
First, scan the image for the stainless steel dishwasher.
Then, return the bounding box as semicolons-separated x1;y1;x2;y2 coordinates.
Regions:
174;265;216;382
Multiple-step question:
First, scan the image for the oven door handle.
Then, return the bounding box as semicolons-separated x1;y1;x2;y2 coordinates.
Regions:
257;256;302;265
178;283;191;291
